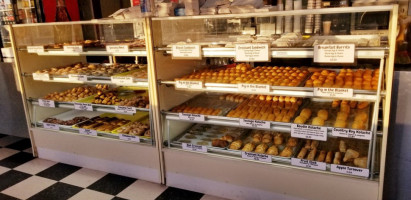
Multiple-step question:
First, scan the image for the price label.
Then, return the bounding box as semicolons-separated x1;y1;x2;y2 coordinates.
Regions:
38;99;55;108
106;45;129;53
332;128;372;140
314;44;355;63
111;76;134;84
331;164;369;177
68;74;88;82
175;80;203;89
43;123;60;130
178;113;205;122
79;128;98;136
27;46;45;53
119;134;140;142
235;43;270;62
291;124;327;141
241;151;272;163
115;106;136;114
64;45;83;53
172;45;202;59
182;143;207;152
313;87;353;98
74;103;93;111
238;84;270;93
32;73;50;81
239;119;270;129
291;158;326;171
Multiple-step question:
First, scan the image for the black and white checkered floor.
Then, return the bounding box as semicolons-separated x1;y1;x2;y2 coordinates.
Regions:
0;134;226;200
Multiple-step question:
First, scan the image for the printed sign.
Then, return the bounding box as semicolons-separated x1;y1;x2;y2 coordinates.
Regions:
172;45;202;59
64;45;83;53
331;164;369;177
332;128;372;140
79;128;98;136
32;73;50;81
175;80;203;89
291;124;327;141
115;106;137;114
235;43;270;62
119;134;140;142
238;84;270;93
291;158;326;170
27;46;45;53
241;151;272;162
111;76;134;84
106;45;130;53
68;74;88;82
38;99;55;108
43;123;60;130
314;44;355;63
178;113;205;122
313;88;353;98
74;103;93;111
239;119;270;129
182;143;207;152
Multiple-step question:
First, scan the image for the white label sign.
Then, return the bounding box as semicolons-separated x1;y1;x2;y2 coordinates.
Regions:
38;99;55;108
238;84;270;93
314;44;355;63
175;80;203;89
239;119;270;129
27;46;45;53
32;73;50;81
182;143;207;152
241;151;272;163
331;164;369;177
79;128;98;136
74;103;93;111
64;45;83;53
291;158;326;171
115;106;136;114
332;128;372;140
313;87;353;98
235;43;270;62
43;123;60;130
172;45;202;59
106;45;129;53
68;74;88;82
119;134;140;142
111;76;134;84
178;113;205;122
291;124;328;141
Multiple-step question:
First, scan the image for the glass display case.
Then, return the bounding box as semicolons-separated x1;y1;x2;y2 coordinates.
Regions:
152;5;397;199
10;19;162;183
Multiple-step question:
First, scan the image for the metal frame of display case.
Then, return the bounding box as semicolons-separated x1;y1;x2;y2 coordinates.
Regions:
9;18;164;183
152;5;398;200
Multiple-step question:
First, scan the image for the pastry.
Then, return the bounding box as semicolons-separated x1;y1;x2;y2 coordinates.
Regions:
211;139;228;148
354;157;368;168
266;145;279;155
242;143;255;152
352;121;366;130
307;148;317;161
294;116;307;124
297;148;308;159
317;109;328;120
334;120;347;128
333;152;342;164
332;100;340;108
339;140;347;153
286;137;298;147
280;146;293;157
349;101;358;109
354;112;368;122
310;140;319;150
343;149;360;162
312;117;325;126
273;133;284;145
317;150;326;162
255;143;269;154
325;151;333;164
221;135;234;142
300;108;312;119
229;140;243;150
304;140;311;149
357;102;369;109
262;133;273;144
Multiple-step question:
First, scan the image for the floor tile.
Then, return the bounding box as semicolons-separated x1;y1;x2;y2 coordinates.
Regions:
87;173;136;196
156;187;204;200
28;182;83;200
0;133;7;138
36;163;81;181
0;170;31;191
2;175;56;199
117;180;167;200
0;166;10;175
112;197;128;200
61;168;107;188
0;193;20;200
23;147;33;154
0;148;19;160
5;139;31;151
0;136;23;147
14;158;57;175
0;152;35;168
200;194;230;200
68;189;114;200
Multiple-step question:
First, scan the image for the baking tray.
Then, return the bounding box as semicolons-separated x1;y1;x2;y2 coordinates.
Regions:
112;117;151;142
38;110;103;129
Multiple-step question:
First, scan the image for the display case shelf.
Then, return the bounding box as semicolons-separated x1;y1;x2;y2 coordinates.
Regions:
30;98;149;114
159;47;387;59
20;47;147;57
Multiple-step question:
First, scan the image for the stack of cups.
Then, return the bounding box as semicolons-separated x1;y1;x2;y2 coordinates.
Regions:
276;0;284;34
293;0;302;33
314;0;322;34
305;0;314;34
284;0;293;33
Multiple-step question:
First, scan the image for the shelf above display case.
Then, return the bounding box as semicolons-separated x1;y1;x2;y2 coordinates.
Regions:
159;47;387;59
20;47;147;57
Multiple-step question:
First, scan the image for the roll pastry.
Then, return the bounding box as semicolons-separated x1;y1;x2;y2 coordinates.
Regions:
333;152;342;164
229;140;243;150
280;146;293;157
266;145;279;156
325;151;333;164
255;143;269;154
307;148;317;161
242;143;255;152
316;150;326;162
297;148;308;159
343;149;360;162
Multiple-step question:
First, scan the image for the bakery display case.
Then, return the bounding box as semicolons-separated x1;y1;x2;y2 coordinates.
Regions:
152;5;397;200
10;19;163;183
